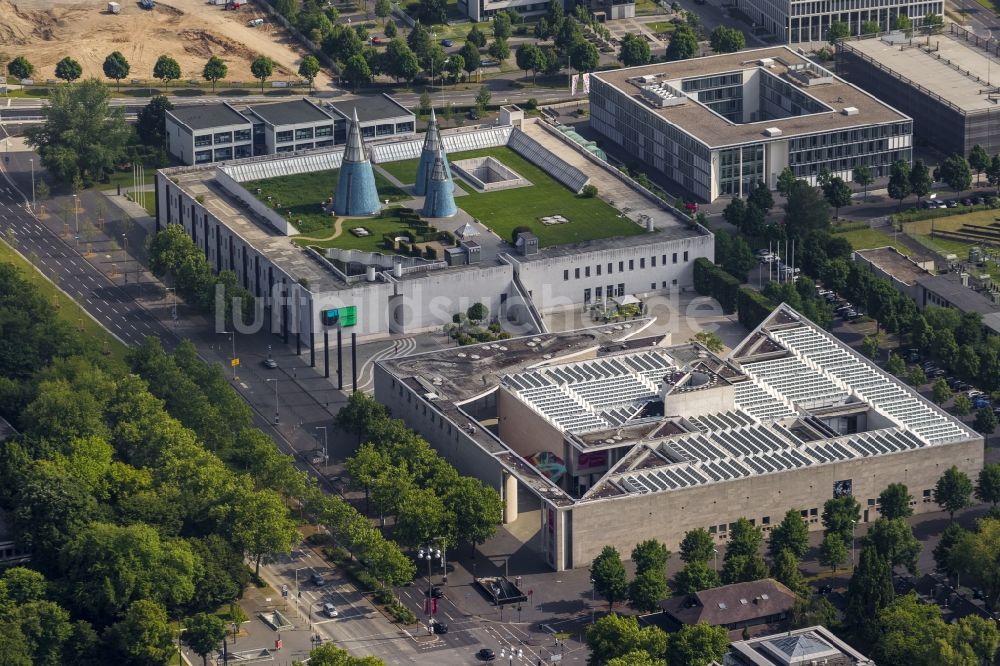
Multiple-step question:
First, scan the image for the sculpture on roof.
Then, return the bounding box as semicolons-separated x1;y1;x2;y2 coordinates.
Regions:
415;108;453;197
333;109;381;216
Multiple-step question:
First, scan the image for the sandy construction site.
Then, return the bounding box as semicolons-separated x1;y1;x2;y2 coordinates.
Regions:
0;0;333;88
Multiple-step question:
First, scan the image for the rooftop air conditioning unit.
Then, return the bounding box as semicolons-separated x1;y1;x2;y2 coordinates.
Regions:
763;127;782;137
758;58;775;66
842;106;860;116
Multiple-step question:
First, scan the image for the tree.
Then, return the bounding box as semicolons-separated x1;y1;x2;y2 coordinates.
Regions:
104;600;175;666
619;33;652;67
488;38;511;63
408;21;433;60
852;165;873;201
475;84;491;116
861;333;881;359
822;495;861;545
250;55;274;93
375;0;392;23
586;613;669;666
628;568;668;612
14;600;74;666
7;55;34;80
229;488;299;576
827;20;850;43
866;517;921;575
184;613;227;666
976;463;1000;508
133;95;172;152
394;487;454;548
673;560;721;594
860;19;881;34
632;539;670;574
937;153;973;195
592;545;629;608
492;10;512;40
934;465;973;520
444;55;464;83
846;544;894;638
776;167;797;197
26;79;131;183
202;55;228;93
784;180;831;239
879;483;913;519
54;57;83;83
970;144;990;184
666;623;730;666
306;643;385;665
416;0;446;24
975;406;998;435
949;519;1000;610
923;11;944;33
2;568;47;604
295;55;320;92
887;159;912;208
905;158;932;203
710;25;745;53
516;43;545;83
459;40;481;75
934;522;966;576
342;54;372;90
606;652;667;666
823;177;852;217
680;528;715;563
102;51;130;90
384;39;420;84
570;40;600;72
886;352;906;377
771;548;807;596
445;476;502;553
789;596;838;629
467;24;487;48
666;24;699;61
769;509;810;559
690;331;724;353
152;54;181;88
893;13;912;33
930;378;952;406
385;20;398;38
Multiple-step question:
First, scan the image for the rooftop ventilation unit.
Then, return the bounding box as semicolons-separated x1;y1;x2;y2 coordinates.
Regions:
763;127;783;137
640;82;687;109
842;106;860;116
758;58;775;66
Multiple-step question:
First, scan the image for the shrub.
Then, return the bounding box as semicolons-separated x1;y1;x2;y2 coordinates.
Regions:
438;230;456;245
510;225;532;243
693;257;739;314
738;287;777;329
424;245;437;259
524;98;538;110
580;184;598;198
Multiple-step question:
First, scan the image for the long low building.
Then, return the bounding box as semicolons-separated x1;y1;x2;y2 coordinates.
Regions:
589;46;913;202
375;303;981;570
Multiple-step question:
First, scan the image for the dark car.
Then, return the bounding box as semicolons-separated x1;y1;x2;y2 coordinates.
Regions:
478;648;497;662
432;621;448;634
947;200;959;208
818;584;833;595
262;357;278;369
426;586;445;598
311;572;325;586
962;198;973;206
441;38;453;47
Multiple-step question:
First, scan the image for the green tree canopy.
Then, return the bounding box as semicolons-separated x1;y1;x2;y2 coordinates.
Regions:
515;43;546;83
846;544;895;639
103;600;175;666
55;57;83;83
679;528;715;563
865;517;921;574
202;55;228;92
459;40;481;73
934;465;973;520
619;33;652;66
184;612;227;666
152;54;181;88
976;463;1000;507
631;539;670;574
770;548;807;596
666;24;699;61
819;531;848;572
909;159;933;200
7;55;34;80
102;51;130;90
592;545;629;608
666;622;730;666
827;20;850;43
937;154;973;195
586;613;669;666
709;25;745;53
250;55;275;92
628;568;668;613
784;179;831;240
673;560;721;594
768;509;810;559
822;495;861;544
878;483;914;519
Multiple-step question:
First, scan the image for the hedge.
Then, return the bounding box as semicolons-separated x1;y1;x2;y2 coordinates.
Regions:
738;287;777;330
694;257;739;314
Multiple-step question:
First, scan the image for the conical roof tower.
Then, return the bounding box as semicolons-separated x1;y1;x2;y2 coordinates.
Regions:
334;109;381;216
415;109;451;196
421;155;457;218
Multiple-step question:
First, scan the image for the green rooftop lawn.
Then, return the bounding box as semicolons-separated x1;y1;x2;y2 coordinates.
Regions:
293;213;424;253
379;146;643;248
833;227;911;255
244;169;409;236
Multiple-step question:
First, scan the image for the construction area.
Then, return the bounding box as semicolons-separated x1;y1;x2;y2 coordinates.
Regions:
0;0;333;88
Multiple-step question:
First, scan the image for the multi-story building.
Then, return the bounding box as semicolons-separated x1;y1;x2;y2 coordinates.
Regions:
164;95;415;166
376;303;981;570
838;26;1000;156
590;47;913;202
737;0;940;43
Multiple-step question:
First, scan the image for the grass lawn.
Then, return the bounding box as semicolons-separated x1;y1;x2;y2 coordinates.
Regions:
904;207;1000;281
975;0;1000;14
378;147;642;248
834;227;911;255
292;214;423;252
244;169;409;235
636;0;668;15
0;240;127;362
645;21;677;33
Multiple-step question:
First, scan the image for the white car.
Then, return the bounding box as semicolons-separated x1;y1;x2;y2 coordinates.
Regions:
322;602;339;618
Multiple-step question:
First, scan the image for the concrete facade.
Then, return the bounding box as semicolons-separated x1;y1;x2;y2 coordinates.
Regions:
738;0;940;43
166;103;253;166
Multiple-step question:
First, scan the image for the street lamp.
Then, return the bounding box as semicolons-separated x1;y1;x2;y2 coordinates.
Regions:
28;158;35;212
72;194;80;246
500;647;522;666
165;287;177;325
266;378;281;424
418;544;442;611
293;566;309;613
315;426;328;466
850;519;857;567
590;576;596;625
713;547;719;572
220;329;238;380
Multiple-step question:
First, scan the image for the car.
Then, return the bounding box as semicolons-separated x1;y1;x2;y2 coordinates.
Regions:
432;621;448;634
322;602;339;618
842;309;858;319
921;199;934;209
371;36;381;44
261;357;278;369
974;397;991;409
967;389;985;399
441;38;453;47
962;198;973;206
311;572;326;586
947;200;959;208
426;586;445;598
818;584;833;595
478;648;497;661
685;201;699;213
467;109;480;120
993;406;1000;416
975;196;986;205
931;369;946;378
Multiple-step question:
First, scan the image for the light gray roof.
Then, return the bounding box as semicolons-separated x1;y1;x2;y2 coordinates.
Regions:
167;103;250;131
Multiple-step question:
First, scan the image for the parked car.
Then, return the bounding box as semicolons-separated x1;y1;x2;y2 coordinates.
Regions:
261;357;278;369
311;572;325;586
974;397;991;409
947;200;959;208
930;369;946;378
426;586;445;599
975;196;986;205
962;198;974;206
432;621;449;634
478;648;497;661
967;389;985;399
322;602;339;618
441;38;453;47
818;584;833;595
371;36;381;44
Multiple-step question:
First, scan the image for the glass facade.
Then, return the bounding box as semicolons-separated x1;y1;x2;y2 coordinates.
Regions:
787;121;912;178
718;145;765;195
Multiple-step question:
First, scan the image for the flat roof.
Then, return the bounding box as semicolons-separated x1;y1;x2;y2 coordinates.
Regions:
918;272;1000;315
855;246;930;286
167;103;250;131
327;94;414;123
728;626;873;665
841;30;998;114
592;46;909;148
247;99;333;126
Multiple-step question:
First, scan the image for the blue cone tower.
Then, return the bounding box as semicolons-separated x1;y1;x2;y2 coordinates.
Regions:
415;109;451;196
421;156;457;218
334;109;381;217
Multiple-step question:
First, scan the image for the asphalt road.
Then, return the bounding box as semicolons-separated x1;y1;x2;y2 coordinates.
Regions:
951;0;1000;36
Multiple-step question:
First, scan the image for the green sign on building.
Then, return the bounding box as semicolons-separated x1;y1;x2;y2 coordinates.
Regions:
321;305;357;327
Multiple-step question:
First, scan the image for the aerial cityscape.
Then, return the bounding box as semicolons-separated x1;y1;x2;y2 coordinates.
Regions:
4;0;1000;663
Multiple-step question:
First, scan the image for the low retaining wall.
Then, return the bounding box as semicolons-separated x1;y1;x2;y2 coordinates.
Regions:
452;156;531;192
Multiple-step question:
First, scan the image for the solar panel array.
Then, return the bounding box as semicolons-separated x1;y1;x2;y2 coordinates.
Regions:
733;380;795;421
770;326;968;444
741;355;849;407
501;351;673;433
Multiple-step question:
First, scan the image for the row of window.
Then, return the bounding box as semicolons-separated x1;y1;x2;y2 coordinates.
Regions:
194;144;252;164
788;123;912;151
584;280;677;302
194;129;252;147
562;252;689;282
